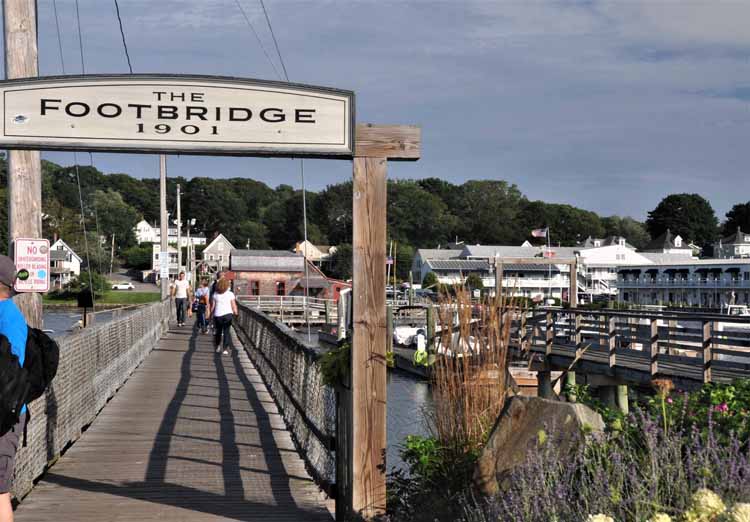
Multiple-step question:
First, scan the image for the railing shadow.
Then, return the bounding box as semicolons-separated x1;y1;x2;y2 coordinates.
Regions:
32;323;327;521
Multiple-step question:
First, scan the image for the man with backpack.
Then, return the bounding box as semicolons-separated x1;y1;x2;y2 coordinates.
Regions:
0;256;27;521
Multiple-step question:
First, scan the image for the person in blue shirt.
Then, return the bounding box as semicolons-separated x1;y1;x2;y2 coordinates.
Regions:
0;255;27;521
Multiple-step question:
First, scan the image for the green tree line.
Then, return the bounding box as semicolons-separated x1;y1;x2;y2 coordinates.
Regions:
1;155;746;281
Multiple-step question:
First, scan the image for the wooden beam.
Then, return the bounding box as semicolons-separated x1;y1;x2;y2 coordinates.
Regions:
5;0;42;327
351;156;387;518
355;124;420;160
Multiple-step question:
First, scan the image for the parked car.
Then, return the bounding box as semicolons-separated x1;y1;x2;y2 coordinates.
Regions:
111;282;135;290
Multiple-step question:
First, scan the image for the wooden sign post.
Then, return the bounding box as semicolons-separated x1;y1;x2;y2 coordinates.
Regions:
351;124;420;518
4;0;42;327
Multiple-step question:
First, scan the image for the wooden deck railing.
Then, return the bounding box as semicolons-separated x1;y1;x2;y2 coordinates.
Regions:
11;299;172;499
518;307;750;386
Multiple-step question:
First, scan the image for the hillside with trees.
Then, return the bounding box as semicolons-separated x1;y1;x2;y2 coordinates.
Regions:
7;155;742;281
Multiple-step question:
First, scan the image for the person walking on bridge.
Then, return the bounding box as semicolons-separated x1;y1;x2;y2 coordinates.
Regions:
0;256;28;522
194;279;210;334
208;277;238;355
171;271;192;327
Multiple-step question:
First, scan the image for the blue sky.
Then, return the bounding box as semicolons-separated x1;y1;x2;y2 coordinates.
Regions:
4;0;750;221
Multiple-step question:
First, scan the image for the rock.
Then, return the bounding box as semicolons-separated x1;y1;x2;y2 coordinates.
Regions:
473;395;605;495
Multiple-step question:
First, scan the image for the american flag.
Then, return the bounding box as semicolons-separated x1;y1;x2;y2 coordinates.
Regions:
531;228;548;238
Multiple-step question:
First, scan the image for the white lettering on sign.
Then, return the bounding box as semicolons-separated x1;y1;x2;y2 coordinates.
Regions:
0;75;354;157
14;238;50;293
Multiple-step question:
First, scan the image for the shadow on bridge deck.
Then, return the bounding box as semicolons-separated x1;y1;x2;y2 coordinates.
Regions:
15;324;331;521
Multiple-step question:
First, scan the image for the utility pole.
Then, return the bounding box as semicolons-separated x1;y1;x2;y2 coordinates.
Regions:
176;183;182;273
5;0;42;327
109;234;116;277
160;155;169;299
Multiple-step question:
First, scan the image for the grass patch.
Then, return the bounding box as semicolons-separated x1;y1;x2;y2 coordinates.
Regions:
44;290;160;306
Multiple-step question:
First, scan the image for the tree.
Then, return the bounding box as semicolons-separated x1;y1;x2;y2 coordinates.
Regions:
91;189;139;249
122;244;153;269
723;202;750;236
388;181;459;247
422;271;439;289
646;194;718;247
455;180;527;244
465;273;484;290
327;243;353;281
519;201;605;246
602;216;651;250
227;220;269;249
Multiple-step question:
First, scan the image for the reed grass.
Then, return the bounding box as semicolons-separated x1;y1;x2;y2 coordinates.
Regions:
427;286;521;457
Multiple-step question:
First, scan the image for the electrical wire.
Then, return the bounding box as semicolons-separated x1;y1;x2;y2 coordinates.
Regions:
113;0;133;74
50;0;97;305
75;0;86;73
258;0;289;81
52;0;66;74
233;0;283;80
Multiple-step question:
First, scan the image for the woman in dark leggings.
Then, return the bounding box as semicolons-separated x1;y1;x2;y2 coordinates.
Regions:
208;277;238;355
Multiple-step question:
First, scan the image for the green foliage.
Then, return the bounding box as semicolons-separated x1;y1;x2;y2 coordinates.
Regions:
319;342;350;387
465;272;484;290
422;272;439;289
602;215;651;250
646;193;719;247
724;202;750;236
122;243;153;269
327;243;353;281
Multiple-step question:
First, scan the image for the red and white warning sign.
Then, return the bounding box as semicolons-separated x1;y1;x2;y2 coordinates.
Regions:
14;238;50;293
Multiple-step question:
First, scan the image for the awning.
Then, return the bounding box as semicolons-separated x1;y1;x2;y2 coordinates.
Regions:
645;268;659;274
709;267;723;273
726;267;741;273
677;268;690;274
664;268;677;273
695;268;709;273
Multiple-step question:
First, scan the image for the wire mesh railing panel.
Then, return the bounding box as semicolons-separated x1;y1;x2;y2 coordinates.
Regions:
234;303;337;492
11;300;171;499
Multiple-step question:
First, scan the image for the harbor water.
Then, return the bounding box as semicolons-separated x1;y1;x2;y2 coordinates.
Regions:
387;370;433;472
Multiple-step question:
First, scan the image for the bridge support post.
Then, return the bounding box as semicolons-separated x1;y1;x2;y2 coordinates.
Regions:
537;370;553;398
565;372;576;402
616;385;629;414
351;156;388;518
600;385;617;408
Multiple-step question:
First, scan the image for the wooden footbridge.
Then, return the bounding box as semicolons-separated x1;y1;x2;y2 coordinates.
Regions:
11;301;336;521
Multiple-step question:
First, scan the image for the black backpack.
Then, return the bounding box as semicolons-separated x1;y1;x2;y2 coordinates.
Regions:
0;335;28;436
23;327;59;404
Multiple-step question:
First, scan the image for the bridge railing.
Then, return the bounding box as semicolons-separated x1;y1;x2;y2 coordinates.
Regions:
233;302;337;494
12;299;171;499
239;294;338;323
520;307;750;384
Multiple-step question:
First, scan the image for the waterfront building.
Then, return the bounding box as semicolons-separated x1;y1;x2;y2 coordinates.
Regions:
714;227;750;259
641;229;695;257
617;259;750;308
49;239;82;288
201;233;235;271
134;219;207;247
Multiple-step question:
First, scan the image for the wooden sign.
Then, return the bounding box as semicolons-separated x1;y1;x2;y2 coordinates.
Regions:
0;74;354;157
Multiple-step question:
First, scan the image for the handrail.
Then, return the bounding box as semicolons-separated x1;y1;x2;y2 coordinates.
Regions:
233;302;336;494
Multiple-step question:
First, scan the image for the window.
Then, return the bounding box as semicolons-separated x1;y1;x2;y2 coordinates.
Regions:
744;272;750;281
250;281;260;296
276;281;286;296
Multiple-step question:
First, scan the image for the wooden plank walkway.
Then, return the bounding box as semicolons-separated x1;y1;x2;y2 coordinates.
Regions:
15;324;332;521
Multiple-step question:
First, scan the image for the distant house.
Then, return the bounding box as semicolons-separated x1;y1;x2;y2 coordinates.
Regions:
134;219;207;247
641;229;694;257
411;248;462;285
230;249;349;301
202;234;235;272
714;227;750;259
50;239;82;288
578;236;635;250
293;240;337;264
151;244;180;282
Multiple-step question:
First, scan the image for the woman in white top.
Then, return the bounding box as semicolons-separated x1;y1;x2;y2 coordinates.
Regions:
208;277;238;355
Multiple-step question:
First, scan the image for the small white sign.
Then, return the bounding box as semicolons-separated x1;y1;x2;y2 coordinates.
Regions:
160;256;170;280
14;238;50;293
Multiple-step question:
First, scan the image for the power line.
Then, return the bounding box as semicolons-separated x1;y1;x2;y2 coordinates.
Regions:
113;0;133;73
234;0;282;80
258;0;289;81
52;0;66;73
75;0;86;73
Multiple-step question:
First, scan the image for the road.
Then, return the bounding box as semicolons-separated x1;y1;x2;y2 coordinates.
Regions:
108;269;160;292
